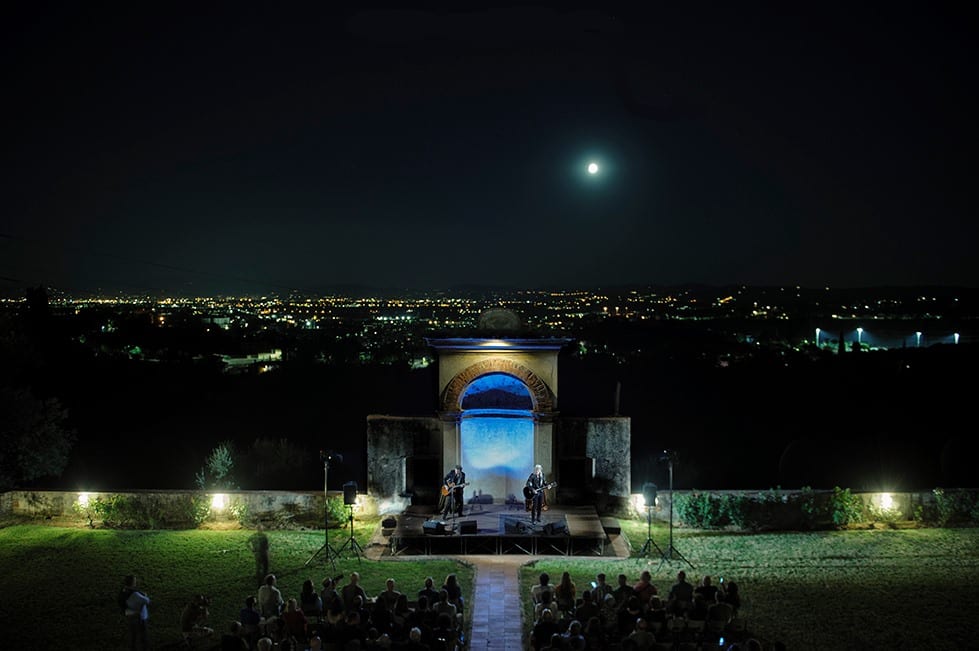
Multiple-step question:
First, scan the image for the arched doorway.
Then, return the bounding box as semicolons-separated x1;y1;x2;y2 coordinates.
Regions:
459;373;534;504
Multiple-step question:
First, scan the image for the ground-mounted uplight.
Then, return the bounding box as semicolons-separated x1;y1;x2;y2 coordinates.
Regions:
880;493;893;510
77;492;91;508
211;493;228;511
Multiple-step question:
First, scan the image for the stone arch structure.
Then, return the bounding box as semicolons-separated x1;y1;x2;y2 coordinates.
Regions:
440;358;556;413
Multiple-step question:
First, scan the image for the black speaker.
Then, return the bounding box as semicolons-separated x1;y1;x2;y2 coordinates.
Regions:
459;520;477;535
382;516;397;529
543;521;568;536
501;515;526;534
423;520;447;535
642;482;658;504
343;481;358;505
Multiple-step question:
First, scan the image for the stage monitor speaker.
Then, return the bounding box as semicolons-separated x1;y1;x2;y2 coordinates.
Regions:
459;520;477;535
381;516;397;529
642;482;658;504
423;520;447;535
343;481;358;505
501;515;526;534
543;521;568;536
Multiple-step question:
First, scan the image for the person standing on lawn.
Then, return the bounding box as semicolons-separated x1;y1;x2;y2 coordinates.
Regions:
121;574;151;651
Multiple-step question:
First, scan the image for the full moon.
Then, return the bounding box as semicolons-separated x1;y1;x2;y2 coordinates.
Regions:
587;162;599;174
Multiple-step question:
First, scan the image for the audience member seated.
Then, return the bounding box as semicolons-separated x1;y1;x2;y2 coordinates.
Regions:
221;620;249;651
282;598;308;644
554;571;577;614
406;626;430;651
376;578;403;613
695;575;720;605
240;595;262;647
365;626;392;649
434;589;458;624
431;612;462;651
583;615;607;649
720;580;741;614
633;570;658;607
341;572;369;612
613;573;636;606
688;593;710;621
532;572;551;603
666;570;694;616
626;617;656;650
407;595;435;635
530;608;560;651
617;596;644;640
300;579;323;619
418;576;441;608
708;596;734;626
441;573;465;614
180;594;215;644
646;596;668;628
534;590;557;622
592;572;614;601
320;575;341;612
572;589;600;624
259;574;285;618
562;619;586;650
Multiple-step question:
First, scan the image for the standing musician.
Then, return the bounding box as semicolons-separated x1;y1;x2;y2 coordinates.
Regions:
525;464;546;524
441;464;466;519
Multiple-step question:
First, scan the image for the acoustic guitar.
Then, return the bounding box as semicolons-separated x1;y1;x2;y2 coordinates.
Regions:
523;481;557;510
440;481;471;497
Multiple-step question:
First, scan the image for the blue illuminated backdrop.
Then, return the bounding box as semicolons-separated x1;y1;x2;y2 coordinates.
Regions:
459;373;536;502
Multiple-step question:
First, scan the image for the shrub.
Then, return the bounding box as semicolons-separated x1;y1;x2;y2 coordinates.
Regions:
828;487;865;528
922;488;979;526
674;490;725;528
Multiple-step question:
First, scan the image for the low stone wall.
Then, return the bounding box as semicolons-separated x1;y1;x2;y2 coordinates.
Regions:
0;489;380;526
1;487;965;529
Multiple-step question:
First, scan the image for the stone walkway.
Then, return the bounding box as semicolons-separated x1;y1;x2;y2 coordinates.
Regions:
466;555;526;650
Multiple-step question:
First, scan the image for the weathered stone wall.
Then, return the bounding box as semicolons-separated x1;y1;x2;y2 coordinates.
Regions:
366;415;442;512
557;416;632;513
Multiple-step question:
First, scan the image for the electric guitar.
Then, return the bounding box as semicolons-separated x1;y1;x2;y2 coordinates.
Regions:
523;481;557;509
441;481;471;497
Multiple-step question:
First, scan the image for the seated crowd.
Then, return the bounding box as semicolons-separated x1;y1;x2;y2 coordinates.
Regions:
218;570;468;651
528;569;754;651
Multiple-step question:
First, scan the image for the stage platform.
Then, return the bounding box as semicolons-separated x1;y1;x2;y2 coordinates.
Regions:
380;503;621;557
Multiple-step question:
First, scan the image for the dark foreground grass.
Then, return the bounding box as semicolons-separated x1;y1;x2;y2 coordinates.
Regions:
0;524;473;650
522;523;979;650
6;522;979;650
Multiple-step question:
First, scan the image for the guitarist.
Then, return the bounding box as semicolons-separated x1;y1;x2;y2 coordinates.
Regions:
525;464;547;524
441;464;466;519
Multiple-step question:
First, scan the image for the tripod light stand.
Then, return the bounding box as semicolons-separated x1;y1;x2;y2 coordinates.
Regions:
639;482;665;558
335;505;364;562
305;451;341;571
657;451;694;571
334;481;363;562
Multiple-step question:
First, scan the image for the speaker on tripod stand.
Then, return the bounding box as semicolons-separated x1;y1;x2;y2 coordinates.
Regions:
336;481;364;562
639;482;664;558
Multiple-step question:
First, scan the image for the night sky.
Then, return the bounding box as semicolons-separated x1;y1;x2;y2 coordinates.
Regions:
3;3;977;295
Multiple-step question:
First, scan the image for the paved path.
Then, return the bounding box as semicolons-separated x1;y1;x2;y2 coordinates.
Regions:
466;555;526;650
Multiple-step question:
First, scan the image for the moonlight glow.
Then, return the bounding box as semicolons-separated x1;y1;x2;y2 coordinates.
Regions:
587;162;599;174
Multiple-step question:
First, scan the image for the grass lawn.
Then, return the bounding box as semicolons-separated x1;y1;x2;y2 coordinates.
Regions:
522;520;979;650
5;519;979;650
0;522;474;650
